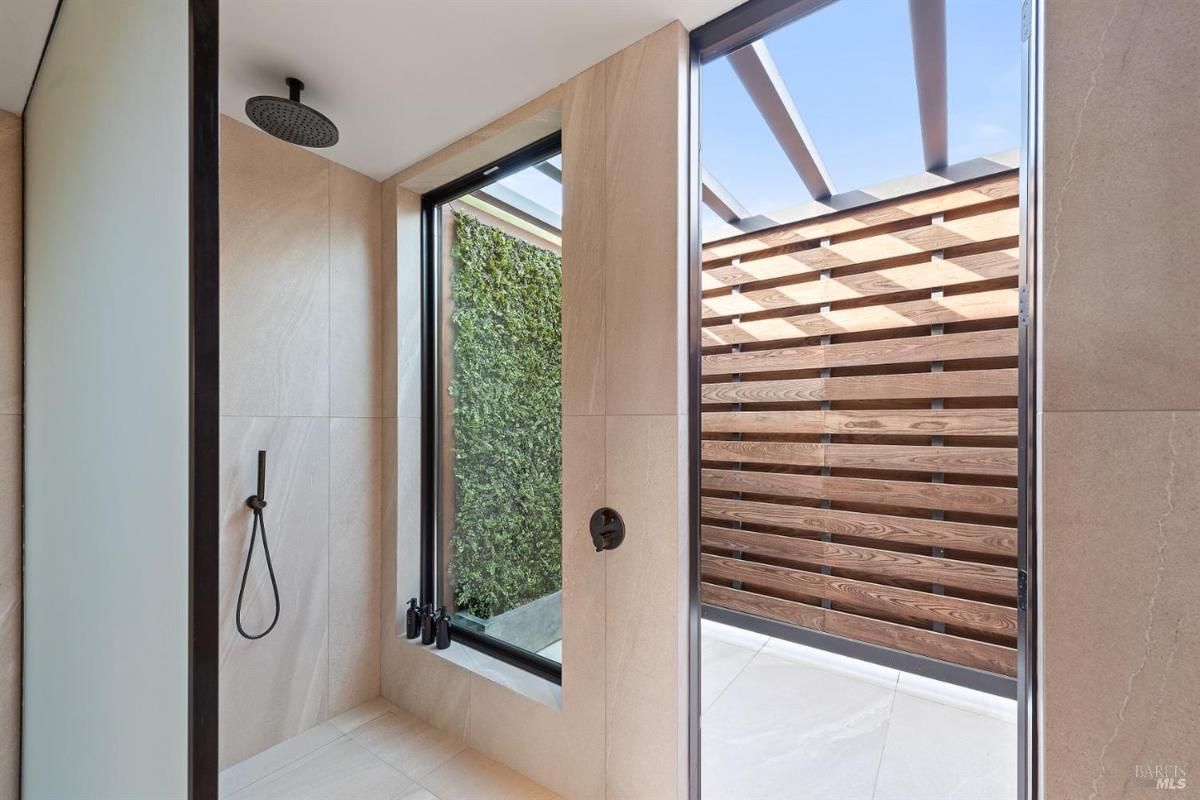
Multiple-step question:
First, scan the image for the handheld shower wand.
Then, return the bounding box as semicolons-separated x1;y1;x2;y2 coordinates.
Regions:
236;450;281;640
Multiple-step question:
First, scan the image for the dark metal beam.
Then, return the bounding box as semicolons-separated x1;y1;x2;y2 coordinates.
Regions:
908;0;948;170
535;161;562;183
727;40;835;199
701;166;750;223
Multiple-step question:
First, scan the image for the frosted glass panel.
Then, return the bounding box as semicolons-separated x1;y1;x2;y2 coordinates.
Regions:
23;1;191;797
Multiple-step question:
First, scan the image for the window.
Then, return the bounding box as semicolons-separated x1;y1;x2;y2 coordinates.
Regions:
421;134;564;683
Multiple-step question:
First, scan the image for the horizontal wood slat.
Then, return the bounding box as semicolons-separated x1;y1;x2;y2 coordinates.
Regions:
702;525;1016;595
702;584;1017;676
700;168;1021;678
703;173;1019;264
702;369;1017;404
701;496;1016;555
701;409;1018;436
700;440;1017;476
703;329;1016;375
701;554;1017;637
702;468;1017;515
704;245;1016;318
702;289;1017;347
703;217;1017;295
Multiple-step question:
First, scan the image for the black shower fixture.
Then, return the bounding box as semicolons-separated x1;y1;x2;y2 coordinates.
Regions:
245;77;339;148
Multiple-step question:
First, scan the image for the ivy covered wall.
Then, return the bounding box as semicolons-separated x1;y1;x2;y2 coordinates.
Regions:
448;210;562;619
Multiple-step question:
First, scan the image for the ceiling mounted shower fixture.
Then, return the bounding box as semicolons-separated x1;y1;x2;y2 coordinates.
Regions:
245;77;339;148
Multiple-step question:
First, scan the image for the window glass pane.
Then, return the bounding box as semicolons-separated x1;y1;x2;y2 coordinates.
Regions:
438;154;563;665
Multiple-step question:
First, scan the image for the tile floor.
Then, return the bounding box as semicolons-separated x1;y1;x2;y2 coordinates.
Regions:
701;619;1018;800
222;622;1015;800
219;697;559;800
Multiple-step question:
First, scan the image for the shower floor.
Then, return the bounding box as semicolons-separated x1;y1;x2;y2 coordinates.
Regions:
219;698;559;800
701;619;1018;800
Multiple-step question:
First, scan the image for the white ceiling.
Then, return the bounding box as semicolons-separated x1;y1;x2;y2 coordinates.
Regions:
221;0;742;180
3;0;742;176
0;0;59;113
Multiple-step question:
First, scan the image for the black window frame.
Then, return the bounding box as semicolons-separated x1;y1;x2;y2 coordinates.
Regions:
420;131;565;686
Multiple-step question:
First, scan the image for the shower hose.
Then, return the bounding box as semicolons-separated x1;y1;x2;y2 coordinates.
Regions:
236;494;281;640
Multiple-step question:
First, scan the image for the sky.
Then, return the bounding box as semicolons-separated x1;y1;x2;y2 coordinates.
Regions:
701;0;1022;224
479;0;1022;231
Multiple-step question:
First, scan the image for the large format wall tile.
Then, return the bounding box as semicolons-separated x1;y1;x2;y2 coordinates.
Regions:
220;116;330;417
0;111;19;415
603;24;687;417
466;415;606;800
561;63;606;418
1043;0;1200;411
380;181;421;420
219;416;331;768
330;418;383;715
331;164;383;418
0;415;19;799
605;414;687;800
1043;412;1200;797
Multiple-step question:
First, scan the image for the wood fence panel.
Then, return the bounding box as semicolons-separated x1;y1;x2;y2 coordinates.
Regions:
700;170;1020;677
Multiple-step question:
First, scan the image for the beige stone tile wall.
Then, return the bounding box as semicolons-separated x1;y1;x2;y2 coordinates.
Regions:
219;115;384;768
379;22;690;800
0;108;21;800
1042;1;1200;796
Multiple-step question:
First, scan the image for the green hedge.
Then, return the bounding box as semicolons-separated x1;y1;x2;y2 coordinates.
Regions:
448;210;562;619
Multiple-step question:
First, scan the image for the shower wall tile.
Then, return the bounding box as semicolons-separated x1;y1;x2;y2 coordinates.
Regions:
466;414;607;800
602;23;687;418
1042;0;1200;412
221;115;387;768
394;188;423;420
0;415;20;800
329;417;382;715
218;416;331;769
331;164;383;418
1042;411;1200;798
380;180;422;421
220;116;330;418
561;63;606;418
604;413;688;800
0;111;20;416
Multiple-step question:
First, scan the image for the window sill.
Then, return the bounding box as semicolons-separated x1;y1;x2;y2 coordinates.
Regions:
403;635;563;711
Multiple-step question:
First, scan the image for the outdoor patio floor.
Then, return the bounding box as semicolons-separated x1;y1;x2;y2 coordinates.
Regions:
701;619;1017;800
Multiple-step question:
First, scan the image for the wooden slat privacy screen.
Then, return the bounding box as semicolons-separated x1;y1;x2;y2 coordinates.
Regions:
700;171;1020;677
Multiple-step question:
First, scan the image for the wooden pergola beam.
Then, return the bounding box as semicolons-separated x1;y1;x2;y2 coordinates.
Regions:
701;166;750;224
727;39;835;200
908;0;948;171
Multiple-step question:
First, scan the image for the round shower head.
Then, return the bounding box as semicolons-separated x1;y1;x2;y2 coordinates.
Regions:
245;77;339;148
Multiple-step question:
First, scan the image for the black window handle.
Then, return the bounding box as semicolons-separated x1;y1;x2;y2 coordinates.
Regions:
589;507;625;552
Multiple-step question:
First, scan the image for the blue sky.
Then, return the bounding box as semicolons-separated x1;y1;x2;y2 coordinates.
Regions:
486;0;1021;228
701;0;1021;222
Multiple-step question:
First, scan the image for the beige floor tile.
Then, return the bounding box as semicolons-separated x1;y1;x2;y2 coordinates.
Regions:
330;696;402;735
351;711;466;780
232;737;414;800
421;750;560;800
219;722;342;798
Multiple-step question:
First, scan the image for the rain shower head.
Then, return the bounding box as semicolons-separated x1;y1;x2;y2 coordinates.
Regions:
245;77;339;148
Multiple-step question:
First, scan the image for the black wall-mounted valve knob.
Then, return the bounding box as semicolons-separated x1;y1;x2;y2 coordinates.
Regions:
589;507;625;552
